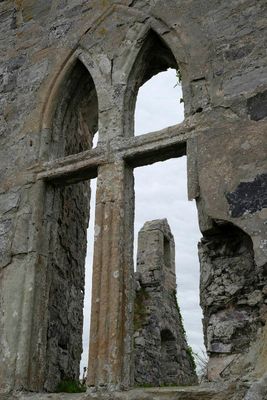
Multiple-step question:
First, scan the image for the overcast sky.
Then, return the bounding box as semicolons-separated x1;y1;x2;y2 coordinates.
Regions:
81;69;204;374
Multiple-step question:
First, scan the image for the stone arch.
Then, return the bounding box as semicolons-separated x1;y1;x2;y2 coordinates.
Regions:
123;28;180;137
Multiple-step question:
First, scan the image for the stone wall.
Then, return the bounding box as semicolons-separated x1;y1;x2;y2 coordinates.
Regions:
199;221;267;380
44;181;90;391
133;219;197;386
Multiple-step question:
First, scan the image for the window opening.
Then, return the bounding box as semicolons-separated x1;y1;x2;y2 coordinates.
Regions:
45;59;99;391
92;131;99;148
164;236;171;270
80;177;97;380
125;30;179;137
134;158;204;381
45;179;91;391
134;68;184;136
133;64;204;384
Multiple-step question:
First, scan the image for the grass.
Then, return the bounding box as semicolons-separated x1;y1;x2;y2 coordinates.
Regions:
56;379;86;393
186;346;197;372
135;383;155;388
171;291;197;372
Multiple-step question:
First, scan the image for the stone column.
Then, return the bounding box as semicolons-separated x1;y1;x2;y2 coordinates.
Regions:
87;161;134;390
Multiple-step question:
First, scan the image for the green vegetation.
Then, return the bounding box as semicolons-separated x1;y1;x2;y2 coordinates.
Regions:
171;291;197;372
56;379;86;393
134;287;150;331
136;382;191;388
171;290;186;336
135;382;155;388
186;346;197;372
176;68;182;84
160;382;179;387
175;67;184;103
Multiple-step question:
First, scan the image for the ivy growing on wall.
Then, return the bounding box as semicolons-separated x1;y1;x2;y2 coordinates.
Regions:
172;290;196;372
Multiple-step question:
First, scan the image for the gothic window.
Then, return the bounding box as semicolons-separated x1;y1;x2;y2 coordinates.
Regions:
44;59;98;390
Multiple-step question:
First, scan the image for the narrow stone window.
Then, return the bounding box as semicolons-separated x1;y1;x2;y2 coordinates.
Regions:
125;30;182;137
164;236;171;270
80;177;97;380
92;131;99;148
134;68;184;136
133;58;204;384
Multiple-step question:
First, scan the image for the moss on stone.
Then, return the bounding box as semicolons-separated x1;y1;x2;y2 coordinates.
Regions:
56;379;86;393
186;346;197;372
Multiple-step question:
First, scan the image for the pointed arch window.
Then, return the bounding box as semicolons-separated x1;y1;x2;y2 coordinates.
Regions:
43;59;99;391
124;30;183;137
51;59;98;159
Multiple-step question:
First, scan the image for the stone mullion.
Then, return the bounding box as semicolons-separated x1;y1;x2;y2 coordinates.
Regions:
97;200;113;383
87;161;134;390
107;199;126;380
87;200;103;384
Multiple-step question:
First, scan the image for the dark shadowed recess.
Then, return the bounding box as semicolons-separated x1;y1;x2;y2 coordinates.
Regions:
51;59;98;159
247;90;267;121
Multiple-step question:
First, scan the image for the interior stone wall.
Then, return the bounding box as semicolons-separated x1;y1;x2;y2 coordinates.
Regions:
133;220;198;386
51;60;98;159
44;181;90;391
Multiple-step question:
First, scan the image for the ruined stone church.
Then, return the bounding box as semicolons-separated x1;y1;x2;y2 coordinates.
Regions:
134;219;197;387
0;1;266;399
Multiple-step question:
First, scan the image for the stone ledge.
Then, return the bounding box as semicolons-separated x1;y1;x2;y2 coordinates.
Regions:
2;384;237;400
